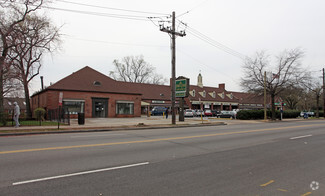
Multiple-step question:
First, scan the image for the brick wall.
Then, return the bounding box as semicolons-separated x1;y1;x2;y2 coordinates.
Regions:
31;90;141;118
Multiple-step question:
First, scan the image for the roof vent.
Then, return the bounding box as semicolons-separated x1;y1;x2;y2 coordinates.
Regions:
93;81;101;86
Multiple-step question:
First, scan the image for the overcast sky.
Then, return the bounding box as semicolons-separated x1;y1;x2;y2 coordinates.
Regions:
32;0;325;93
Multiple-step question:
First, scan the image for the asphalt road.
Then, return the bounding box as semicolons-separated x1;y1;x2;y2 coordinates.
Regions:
0;120;324;195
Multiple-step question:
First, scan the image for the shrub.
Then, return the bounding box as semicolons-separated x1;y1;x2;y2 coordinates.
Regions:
237;110;264;120
237;109;300;120
34;108;46;121
282;110;300;118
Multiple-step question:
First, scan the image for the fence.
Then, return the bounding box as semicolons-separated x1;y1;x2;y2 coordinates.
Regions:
47;107;70;125
0;108;70;127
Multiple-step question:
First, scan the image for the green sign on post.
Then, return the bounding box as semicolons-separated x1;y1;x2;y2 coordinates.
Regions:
175;78;189;98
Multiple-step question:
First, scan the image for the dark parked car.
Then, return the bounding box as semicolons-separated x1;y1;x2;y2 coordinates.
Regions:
211;110;220;117
151;107;167;116
217;111;235;118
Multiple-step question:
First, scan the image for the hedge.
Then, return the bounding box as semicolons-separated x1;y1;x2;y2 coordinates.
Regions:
236;110;301;120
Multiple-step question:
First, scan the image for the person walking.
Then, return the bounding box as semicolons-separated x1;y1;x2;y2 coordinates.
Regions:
13;102;20;128
165;108;169;119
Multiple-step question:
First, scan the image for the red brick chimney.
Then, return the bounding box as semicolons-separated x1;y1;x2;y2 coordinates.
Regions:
219;83;225;90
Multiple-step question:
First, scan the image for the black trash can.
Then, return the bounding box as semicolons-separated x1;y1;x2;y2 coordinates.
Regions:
78;113;85;125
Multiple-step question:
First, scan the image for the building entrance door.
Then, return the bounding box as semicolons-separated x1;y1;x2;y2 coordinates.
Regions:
92;98;108;118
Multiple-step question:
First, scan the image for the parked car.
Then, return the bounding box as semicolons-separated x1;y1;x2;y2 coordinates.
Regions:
151;107;167;116
204;109;213;117
300;111;315;117
195;109;204;117
184;109;194;117
192;110;197;117
211;110;220;117
217;111;235;118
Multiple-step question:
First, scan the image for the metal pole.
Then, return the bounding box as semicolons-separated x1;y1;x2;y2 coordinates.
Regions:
280;102;283;120
171;11;176;125
179;97;184;121
58;106;60;130
264;71;267;120
323;68;325;119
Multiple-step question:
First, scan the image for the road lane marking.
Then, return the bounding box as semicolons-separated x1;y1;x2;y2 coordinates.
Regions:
301;192;312;196
12;162;149;186
290;135;313;140
1;123;324;155
70;134;124;138
277;189;288;192
260;180;274;187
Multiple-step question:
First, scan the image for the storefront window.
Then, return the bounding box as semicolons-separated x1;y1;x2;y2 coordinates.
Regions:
63;100;85;114
116;101;134;115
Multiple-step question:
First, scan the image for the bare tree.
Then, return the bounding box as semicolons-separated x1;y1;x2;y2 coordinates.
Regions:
109;55;167;85
1;58;23;96
8;14;61;119
241;49;304;120
300;72;323;118
0;0;45;124
279;86;304;110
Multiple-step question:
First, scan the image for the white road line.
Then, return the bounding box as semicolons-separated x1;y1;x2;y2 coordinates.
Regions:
13;162;149;186
70;134;124;138
290;135;313;140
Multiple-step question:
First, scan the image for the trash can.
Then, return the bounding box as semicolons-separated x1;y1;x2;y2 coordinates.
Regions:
78;113;85;125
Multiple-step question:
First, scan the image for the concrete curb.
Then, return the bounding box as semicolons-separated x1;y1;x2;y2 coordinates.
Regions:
0;122;227;137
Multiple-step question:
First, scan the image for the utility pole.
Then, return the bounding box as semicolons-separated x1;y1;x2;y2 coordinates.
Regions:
323;68;325;119
264;71;267;120
160;11;186;124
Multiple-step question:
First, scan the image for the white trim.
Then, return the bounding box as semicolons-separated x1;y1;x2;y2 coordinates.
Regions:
63;99;85;102
116;100;134;104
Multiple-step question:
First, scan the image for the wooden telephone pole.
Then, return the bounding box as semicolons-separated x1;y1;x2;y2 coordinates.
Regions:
160;12;186;124
323;68;325;118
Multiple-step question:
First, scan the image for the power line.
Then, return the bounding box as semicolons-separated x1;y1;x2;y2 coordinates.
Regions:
43;6;153;21
7;1;165;22
178;21;247;60
56;0;169;16
187;29;246;60
63;35;168;48
177;49;239;85
177;0;211;18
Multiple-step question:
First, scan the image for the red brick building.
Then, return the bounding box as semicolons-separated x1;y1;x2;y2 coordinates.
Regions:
31;66;267;118
31;66;142;118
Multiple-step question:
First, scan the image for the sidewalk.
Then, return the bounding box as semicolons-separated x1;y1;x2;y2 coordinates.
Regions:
0;116;227;136
0;116;316;136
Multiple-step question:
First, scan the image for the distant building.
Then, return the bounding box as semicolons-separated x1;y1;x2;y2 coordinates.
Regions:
31;66;267;119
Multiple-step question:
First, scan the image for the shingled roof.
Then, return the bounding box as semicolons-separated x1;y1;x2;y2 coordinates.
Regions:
229;91;266;104
34;66;254;105
46;66;141;95
187;85;239;103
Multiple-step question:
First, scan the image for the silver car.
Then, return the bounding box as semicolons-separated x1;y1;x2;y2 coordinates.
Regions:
184;109;194;117
195;109;204;117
